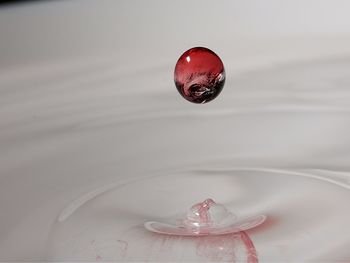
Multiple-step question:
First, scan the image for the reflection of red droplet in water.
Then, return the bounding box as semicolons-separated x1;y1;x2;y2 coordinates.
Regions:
123;227;258;262
174;47;225;104
195;232;258;263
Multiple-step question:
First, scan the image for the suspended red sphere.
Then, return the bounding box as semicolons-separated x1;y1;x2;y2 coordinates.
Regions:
174;47;225;104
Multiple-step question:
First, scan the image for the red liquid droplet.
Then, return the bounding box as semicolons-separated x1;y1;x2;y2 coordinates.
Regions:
174;47;225;104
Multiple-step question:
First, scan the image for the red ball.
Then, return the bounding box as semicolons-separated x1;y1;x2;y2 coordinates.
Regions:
174;47;225;104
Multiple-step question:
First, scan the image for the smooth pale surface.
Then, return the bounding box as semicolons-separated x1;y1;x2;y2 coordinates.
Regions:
1;0;350;261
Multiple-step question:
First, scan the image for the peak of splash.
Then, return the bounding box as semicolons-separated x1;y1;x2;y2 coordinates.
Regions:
184;198;236;228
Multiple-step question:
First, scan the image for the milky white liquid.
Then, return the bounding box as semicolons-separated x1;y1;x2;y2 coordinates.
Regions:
2;3;350;261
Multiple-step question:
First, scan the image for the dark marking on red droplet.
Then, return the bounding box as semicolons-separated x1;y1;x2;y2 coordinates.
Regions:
174;47;225;104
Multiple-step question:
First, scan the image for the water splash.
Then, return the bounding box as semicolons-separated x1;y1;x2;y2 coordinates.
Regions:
145;198;266;236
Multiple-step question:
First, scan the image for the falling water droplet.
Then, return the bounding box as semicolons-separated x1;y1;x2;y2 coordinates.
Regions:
174;47;226;104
